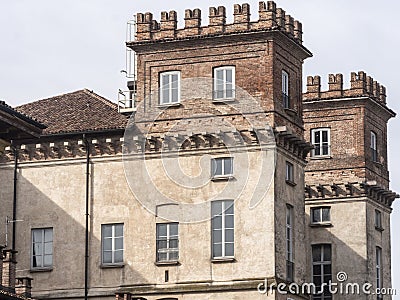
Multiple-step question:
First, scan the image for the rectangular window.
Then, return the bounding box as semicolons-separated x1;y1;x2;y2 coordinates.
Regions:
375;210;383;230
312;244;332;300
160;71;180;105
376;247;382;299
211;157;233;178
311;207;331;225
211;200;234;258
311;128;330;157
286;161;294;183
286;205;294;282
282;70;290;108
371;131;377;162
214;66;235;100
156;223;179;262
102;224;124;265
31;228;53;269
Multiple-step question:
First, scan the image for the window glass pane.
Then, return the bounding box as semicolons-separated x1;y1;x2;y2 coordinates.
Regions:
211;202;222;217
322;208;330;222
226;69;233;84
212;216;222;229
322;130;328;143
225;215;234;229
225;243;234;256
32;255;41;268
44;242;52;255
32;230;42;243
224;158;233;175
157;224;167;237
170;251;179;260
34;243;43;255
314;131;320;144
115;224;123;237
157;240;167;250
312;245;322;262
312;208;320;223
44;229;53;242
43;255;52;267
102;225;112;238
170;223;178;236
162;74;170;87
115;237;124;250
169;238;178;249
225;229;234;242
213;243;222;257
323;245;331;262
212;230;222;243
313;265;321;275
216;70;224;82
103;251;112;264
114;250;123;263
225;201;234;215
171;88;178;103
215;159;222;176
103;238;112;251
322;144;329;155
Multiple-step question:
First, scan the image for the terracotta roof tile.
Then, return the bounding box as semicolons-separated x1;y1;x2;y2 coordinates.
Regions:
16;89;128;135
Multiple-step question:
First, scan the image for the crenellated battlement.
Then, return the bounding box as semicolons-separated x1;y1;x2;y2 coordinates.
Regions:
303;71;387;105
134;1;302;44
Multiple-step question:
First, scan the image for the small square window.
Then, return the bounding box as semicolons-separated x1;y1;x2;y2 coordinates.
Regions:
375;210;383;230
286;161;294;184
311;207;331;225
211;157;233;178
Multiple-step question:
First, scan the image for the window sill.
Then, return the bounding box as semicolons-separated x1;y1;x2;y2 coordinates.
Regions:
284;108;297;116
310;155;332;160
100;263;125;269
211;257;236;263
212;98;236;103
310;222;332;228
373;161;383;166
375;226;384;232
30;267;53;273
286;180;296;186
155;260;180;266
211;175;235;182
157;102;181;108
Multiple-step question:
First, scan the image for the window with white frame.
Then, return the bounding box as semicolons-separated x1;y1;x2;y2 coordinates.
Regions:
375;210;383;230
312;244;332;300
286;205;294;282
160;71;180;105
282;70;290;108
31;228;53;269
156;223;179;262
214;66;235;100
311;207;331;225
286;161;294;183
311;128;330;157
212;200;234;258
102;224;124;265
371;131;378;162
211;157;233;178
376;246;382;299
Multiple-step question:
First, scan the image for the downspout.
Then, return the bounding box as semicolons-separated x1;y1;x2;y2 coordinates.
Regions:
11;143;18;251
83;135;90;300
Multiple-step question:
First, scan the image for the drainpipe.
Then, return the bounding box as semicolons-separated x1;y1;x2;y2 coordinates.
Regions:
11;143;18;251
83;135;90;300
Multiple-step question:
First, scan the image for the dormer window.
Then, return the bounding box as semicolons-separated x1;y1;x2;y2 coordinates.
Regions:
213;66;235;100
160;71;180;105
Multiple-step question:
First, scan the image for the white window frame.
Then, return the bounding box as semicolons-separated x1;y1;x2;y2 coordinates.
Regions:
156;223;179;262
31;228;53;269
211;200;234;259
311;128;331;157
101;223;124;265
211;157;234;178
371;131;378;162
312;244;332;300
282;70;290;108
213;66;236;100
311;207;331;225
286;205;294;282
160;71;181;105
286;161;294;183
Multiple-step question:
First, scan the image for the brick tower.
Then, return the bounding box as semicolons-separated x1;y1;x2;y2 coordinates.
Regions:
303;72;398;299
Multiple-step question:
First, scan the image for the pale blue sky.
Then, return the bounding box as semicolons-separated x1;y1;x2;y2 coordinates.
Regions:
1;0;399;296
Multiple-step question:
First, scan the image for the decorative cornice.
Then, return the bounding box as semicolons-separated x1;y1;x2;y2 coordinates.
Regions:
274;126;313;160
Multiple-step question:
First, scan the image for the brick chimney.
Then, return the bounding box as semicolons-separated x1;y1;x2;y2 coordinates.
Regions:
16;277;33;298
2;249;17;292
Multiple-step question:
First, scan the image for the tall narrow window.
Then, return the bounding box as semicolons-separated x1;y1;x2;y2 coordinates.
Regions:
160;71;180;105
102;224;124;265
375;210;383;230
214;66;235;100
311;128;330;157
286;161;294;183
376;246;382;299
371;131;377;162
286;205;294;282
282;70;290;108
211;157;233;178
312;244;332;300
31;228;53;269
156;223;179;262
211;200;234;258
